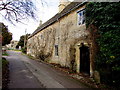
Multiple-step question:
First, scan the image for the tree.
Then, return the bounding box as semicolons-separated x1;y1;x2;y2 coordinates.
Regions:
16;34;30;53
16;34;30;48
16;35;24;48
86;2;120;87
0;0;36;23
1;22;12;46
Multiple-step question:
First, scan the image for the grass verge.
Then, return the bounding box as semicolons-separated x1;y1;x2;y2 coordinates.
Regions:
12;49;21;52
2;52;9;56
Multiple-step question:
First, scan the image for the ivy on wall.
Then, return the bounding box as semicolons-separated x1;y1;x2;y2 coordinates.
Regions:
86;2;120;87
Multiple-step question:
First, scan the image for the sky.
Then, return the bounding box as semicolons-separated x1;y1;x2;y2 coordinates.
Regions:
0;0;74;41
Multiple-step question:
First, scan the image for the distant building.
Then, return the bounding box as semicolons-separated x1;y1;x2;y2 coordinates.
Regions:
6;40;18;50
27;0;97;77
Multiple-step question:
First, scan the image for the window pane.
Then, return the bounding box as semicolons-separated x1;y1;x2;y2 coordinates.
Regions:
55;45;58;56
77;9;85;25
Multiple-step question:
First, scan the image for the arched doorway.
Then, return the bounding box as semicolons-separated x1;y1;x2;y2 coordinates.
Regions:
79;43;90;75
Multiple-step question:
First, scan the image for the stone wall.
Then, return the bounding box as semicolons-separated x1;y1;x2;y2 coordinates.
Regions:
27;24;57;60
53;5;89;68
27;5;95;74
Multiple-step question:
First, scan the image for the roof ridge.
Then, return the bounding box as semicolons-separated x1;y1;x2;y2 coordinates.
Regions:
29;1;86;39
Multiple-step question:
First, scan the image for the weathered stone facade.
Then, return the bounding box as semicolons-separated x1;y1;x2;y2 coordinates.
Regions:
27;1;96;77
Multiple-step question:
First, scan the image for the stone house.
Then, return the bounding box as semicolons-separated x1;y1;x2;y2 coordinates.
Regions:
6;40;18;50
27;0;97;77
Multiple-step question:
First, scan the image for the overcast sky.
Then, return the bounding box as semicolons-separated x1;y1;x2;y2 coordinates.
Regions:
0;0;74;41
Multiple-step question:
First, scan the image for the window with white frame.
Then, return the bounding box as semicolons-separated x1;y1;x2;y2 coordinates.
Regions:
77;9;85;25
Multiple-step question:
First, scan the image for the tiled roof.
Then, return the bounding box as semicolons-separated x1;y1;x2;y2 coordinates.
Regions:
29;1;86;38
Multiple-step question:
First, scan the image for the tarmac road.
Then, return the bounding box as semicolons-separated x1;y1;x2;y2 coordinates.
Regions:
5;50;89;88
5;50;44;88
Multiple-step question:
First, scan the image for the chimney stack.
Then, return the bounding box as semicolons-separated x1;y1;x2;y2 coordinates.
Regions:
39;20;42;26
58;0;70;13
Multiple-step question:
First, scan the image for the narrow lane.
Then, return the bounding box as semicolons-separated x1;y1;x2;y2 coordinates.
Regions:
5;50;44;88
6;50;89;88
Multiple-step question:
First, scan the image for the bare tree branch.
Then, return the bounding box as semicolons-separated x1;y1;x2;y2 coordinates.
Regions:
0;0;37;24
